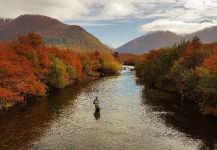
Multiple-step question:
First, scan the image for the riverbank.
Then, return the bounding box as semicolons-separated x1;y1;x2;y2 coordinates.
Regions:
1;68;217;149
135;38;217;116
0;32;121;110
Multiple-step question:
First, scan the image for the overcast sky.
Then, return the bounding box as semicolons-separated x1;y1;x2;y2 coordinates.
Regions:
1;0;217;47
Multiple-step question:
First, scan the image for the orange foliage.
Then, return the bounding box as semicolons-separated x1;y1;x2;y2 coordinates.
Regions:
0;32;120;108
181;37;211;68
46;47;83;78
203;52;217;74
0;43;46;103
0;88;23;102
116;53;137;65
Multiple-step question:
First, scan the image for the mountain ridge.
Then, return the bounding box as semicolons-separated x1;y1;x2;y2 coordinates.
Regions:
0;14;111;52
117;31;183;54
117;27;217;54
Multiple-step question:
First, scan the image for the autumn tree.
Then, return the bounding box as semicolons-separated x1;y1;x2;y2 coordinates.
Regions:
0;44;46;108
181;37;212;69
45;57;69;89
135;37;217;112
0;33;121;109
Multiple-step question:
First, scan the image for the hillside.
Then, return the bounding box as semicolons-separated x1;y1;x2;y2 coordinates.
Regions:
187;26;217;43
117;31;182;54
117;53;138;65
0;32;121;109
0;18;12;27
117;26;217;54
0;15;110;52
135;37;217;116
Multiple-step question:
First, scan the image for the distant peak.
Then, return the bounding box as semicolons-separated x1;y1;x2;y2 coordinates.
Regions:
16;14;53;19
200;20;213;23
145;30;179;37
14;14;63;25
150;30;176;34
14;14;86;30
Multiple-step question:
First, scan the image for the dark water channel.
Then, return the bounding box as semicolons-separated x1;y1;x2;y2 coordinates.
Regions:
1;67;217;150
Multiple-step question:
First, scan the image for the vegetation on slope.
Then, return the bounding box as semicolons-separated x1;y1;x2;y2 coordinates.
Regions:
0;32;121;109
114;52;138;66
136;37;217;116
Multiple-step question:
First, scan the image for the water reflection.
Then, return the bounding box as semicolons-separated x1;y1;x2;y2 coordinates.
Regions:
94;109;100;120
1;69;217;150
0;81;92;150
142;87;217;150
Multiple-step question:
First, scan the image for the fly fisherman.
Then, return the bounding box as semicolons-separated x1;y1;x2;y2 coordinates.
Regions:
93;97;100;111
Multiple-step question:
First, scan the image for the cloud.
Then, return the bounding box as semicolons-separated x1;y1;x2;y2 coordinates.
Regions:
138;0;217;34
139;19;217;34
0;0;178;21
67;22;115;27
1;0;217;34
0;0;93;20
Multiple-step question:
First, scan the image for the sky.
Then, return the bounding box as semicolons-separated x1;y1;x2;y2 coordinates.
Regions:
1;0;217;48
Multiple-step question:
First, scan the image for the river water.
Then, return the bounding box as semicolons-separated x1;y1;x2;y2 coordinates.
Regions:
1;67;217;150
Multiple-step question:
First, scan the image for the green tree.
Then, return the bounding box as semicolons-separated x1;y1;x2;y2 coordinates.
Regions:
66;65;77;80
45;58;69;88
196;67;217;102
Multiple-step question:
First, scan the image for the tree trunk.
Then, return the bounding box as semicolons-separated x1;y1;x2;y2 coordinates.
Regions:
179;86;184;105
200;94;209;111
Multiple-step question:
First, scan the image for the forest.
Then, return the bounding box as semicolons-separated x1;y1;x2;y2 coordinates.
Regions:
136;37;217;116
0;32;121;109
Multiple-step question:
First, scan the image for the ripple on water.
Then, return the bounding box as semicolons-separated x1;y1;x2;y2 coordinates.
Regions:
0;67;215;150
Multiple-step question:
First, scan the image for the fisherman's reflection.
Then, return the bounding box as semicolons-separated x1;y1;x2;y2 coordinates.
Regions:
94;109;100;120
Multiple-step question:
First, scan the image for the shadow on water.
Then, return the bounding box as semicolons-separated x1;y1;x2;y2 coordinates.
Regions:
141;87;217;150
0;81;93;150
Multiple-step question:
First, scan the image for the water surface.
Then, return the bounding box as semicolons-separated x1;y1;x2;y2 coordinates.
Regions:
0;67;217;150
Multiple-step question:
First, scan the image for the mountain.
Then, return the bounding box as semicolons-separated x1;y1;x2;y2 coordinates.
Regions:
117;53;138;65
117;31;182;54
0;18;12;27
0;15;110;52
117;26;217;54
187;26;217;43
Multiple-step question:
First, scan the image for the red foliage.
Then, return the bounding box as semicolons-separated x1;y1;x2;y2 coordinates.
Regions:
181;37;210;68
46;47;83;78
0;43;46;102
0;88;23;102
203;52;217;74
0;32;120;107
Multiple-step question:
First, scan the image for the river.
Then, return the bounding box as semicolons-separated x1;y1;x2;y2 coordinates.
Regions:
1;67;217;150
